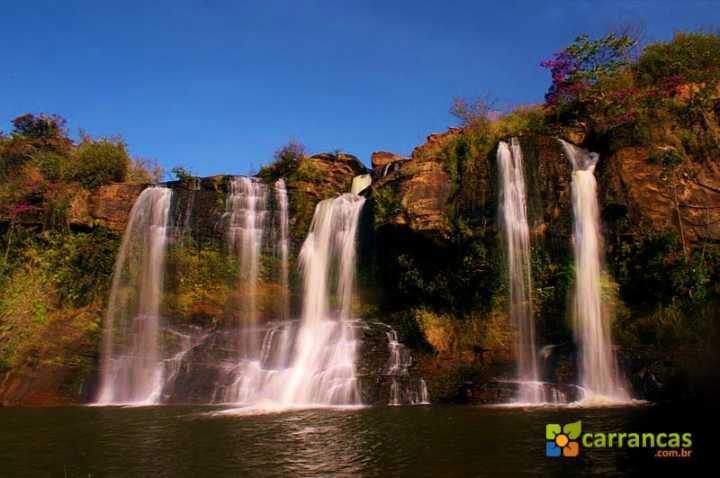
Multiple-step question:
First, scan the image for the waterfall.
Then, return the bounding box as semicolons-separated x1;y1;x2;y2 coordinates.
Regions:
560;139;629;401
497;139;541;403
351;174;372;195
384;325;430;406
279;193;365;405
274;179;290;320
224;177;269;358
380;159;408;177
219;191;366;407
96;186;173;405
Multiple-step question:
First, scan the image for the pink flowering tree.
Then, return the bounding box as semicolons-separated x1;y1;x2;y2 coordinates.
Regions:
541;33;636;107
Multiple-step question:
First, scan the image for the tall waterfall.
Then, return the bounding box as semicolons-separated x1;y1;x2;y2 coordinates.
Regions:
274;179;290;320
224;177;269;357
281;193;365;404
560;140;629;401
96;186;173;405
497;139;540;403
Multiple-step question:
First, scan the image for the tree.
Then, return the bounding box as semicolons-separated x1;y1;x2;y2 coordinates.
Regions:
65;138;130;189
541;33;636;106
637;32;720;85
449;97;492;128
258;139;306;181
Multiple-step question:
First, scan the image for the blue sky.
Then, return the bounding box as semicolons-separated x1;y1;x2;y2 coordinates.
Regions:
1;1;718;176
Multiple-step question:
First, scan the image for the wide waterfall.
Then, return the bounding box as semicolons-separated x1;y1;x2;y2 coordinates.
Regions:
219;191;366;407
94;175;429;408
96;186;173;405
560;139;630;402
497;139;541;403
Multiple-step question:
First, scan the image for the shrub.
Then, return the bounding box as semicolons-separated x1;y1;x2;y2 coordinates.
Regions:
492;105;549;137
171;166;197;183
638;32;720;86
65;138;130;189
12;113;65;139
449;97;492;129
258;139;305;181
128;157;163;183
373;187;402;228
34;151;67;181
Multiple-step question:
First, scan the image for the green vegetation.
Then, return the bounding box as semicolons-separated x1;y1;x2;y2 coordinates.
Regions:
257;140;305;181
0;113;159;402
637;32;720;85
0;230;115;387
65;138;130;190
372;186;402;227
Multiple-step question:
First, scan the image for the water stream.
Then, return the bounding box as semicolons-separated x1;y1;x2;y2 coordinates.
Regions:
497;138;541;403
96;186;173;405
560;139;630;402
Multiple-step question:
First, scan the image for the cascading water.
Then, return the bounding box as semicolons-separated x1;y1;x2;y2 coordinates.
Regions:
351;174;372;195
224;177;269;358
560;139;629;402
384;325;430;406
97;174;429;408
219;191;366;407
96;186;173;405
274;179;290;320
380;159;408;177
497;139;541;403
280;193;365;405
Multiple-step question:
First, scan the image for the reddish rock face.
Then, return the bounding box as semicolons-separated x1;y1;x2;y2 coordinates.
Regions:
371;151;407;170
62;153;369;237
294;153;368;199
69;183;147;232
371;129;462;238
602;147;720;243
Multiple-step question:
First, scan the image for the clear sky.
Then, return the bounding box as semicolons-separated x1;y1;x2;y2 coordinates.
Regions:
1;0;718;177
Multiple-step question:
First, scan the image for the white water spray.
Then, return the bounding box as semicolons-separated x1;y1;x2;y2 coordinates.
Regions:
224;177;269;357
497;139;541;403
280;193;365;405
384;325;429;406
560;139;629;402
96;186;172;405
220;191;366;407
274;179;290;320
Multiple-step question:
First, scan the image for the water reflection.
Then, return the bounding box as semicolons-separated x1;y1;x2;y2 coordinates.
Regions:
0;404;710;477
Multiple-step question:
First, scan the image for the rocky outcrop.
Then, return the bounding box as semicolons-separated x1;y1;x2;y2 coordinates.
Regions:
602;146;720;243
371;129;460;237
292;153;368;199
520;136;573;238
371;151;408;170
68;183;147;232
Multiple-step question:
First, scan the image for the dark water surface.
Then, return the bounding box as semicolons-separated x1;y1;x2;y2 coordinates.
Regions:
0;403;712;477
